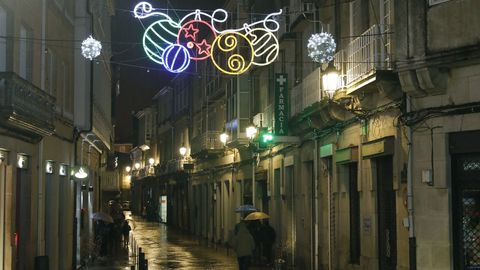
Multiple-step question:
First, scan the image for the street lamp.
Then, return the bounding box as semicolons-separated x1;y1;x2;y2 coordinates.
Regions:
219;133;229;145
134;162;141;170
322;62;340;99
148;158;155;166
125;166;131;173
246;126;258;140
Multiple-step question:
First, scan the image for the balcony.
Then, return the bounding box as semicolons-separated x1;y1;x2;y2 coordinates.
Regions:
334;24;393;94
191;130;224;157
290;67;323;117
0;72;56;138
101;171;120;191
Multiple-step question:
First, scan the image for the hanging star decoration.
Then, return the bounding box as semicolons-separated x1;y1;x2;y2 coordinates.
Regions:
81;35;102;60
134;1;282;74
307;32;336;64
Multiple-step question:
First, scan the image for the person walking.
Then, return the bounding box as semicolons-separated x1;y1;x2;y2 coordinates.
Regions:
122;220;131;247
259;220;276;265
232;221;256;270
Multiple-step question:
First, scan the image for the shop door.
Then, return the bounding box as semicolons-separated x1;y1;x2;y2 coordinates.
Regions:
453;153;480;269
376;156;396;270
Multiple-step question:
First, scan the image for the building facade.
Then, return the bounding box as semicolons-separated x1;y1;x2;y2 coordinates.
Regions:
128;0;480;270
0;0;115;269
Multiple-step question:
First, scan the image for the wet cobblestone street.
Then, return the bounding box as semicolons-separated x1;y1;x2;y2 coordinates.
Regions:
130;218;238;270
86;213;243;270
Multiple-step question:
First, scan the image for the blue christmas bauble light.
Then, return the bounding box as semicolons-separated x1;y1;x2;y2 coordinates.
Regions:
161;44;191;73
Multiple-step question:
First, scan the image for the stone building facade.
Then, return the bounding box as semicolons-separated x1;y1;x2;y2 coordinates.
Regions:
129;0;480;270
0;0;114;269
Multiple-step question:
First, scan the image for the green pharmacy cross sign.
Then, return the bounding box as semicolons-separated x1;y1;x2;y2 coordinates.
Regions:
275;73;288;135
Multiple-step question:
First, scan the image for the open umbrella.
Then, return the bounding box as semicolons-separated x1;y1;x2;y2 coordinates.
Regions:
235;204;258;213
91;212;114;223
244;211;270;221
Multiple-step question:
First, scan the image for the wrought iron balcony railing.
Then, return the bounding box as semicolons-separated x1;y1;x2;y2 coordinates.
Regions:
0;72;55;136
101;171;120;191
290;67;323;117
334;24;392;90
191;130;223;155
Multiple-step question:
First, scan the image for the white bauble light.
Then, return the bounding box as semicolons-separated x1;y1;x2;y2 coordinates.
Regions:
307;32;336;64
81;35;102;60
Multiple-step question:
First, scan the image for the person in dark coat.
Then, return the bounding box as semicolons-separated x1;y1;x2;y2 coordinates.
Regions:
247;220;262;264
259;220;276;265
122;220;131;247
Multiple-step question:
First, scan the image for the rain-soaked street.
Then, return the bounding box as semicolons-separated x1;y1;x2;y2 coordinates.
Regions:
86;212;270;270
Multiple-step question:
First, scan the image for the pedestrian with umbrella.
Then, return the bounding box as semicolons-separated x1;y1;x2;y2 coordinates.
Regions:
232;221;256;270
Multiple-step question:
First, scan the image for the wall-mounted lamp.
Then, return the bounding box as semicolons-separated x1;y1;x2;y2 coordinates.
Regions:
219;133;229;145
59;164;68;176
322;62;340;99
45;160;54;174
17;154;29;169
246;126;258;140
179;146;187;157
139;144;150;151
125;166;132;173
0;150;7;165
134;162;141;170
71;166;89;179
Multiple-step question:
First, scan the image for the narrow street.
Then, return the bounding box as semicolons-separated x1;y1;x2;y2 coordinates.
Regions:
87;212;251;270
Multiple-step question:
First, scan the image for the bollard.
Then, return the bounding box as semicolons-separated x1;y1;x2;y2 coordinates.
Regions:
138;247;143;267
145;259;148;270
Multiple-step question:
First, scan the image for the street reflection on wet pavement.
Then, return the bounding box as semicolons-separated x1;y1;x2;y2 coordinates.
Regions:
132;219;237;270
87;214;238;270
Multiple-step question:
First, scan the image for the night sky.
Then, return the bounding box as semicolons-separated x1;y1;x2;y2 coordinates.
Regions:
112;0;225;143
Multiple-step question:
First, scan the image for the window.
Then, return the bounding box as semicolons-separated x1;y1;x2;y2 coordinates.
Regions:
0;5;9;71
19;25;33;81
349;163;360;264
226;79;237;122
294;33;302;84
46;50;56;96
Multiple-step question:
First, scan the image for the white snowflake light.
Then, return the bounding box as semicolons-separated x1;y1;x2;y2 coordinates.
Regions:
81;35;102;60
307;32;336;64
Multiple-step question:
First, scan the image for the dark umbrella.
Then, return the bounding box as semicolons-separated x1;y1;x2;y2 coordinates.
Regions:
235;204;258;213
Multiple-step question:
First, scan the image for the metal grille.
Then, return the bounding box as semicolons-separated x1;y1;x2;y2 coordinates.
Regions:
464;161;480;171
462;196;480;267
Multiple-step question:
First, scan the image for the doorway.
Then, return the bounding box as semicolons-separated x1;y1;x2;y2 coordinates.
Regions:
452;153;480;269
376;156;396;270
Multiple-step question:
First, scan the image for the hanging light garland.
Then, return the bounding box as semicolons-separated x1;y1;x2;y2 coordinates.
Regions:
307;32;336;64
81;35;102;60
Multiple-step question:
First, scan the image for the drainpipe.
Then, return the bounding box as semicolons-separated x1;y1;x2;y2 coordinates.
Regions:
313;139;319;270
406;95;416;269
37;0;47;256
72;1;95;267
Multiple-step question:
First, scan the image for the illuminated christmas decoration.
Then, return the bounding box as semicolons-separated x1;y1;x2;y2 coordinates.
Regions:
307;32;336;64
162;44;191;73
133;1;282;74
143;19;180;65
81;35;102;60
211;31;254;75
